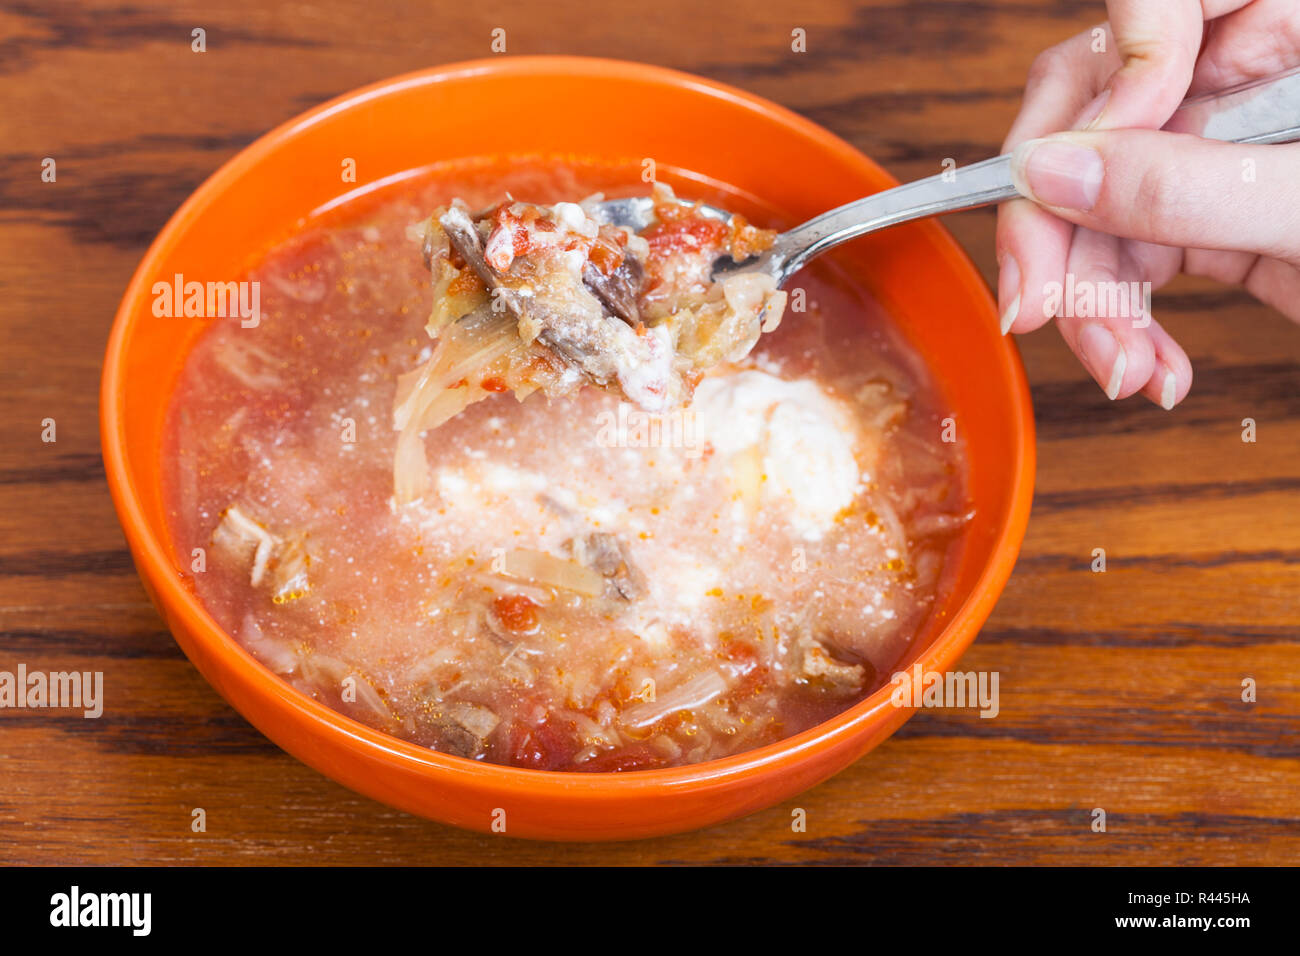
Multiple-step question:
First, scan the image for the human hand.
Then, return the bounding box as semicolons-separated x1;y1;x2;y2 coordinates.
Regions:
997;0;1300;408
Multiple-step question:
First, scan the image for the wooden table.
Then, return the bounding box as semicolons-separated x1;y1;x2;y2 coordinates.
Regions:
2;0;1296;865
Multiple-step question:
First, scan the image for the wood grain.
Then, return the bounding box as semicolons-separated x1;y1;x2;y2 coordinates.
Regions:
1;0;1297;865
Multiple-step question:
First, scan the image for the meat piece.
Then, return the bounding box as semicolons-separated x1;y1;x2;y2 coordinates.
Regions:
438;203;679;411
428;701;500;759
582;256;642;326
437;205;526;319
570;532;647;601
795;633;866;694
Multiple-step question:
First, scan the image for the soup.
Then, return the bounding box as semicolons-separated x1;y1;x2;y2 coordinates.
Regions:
162;157;970;772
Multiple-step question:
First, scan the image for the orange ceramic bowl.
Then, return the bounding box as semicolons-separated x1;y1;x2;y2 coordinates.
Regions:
101;57;1034;841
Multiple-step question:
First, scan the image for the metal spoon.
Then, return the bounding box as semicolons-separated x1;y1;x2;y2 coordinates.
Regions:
593;66;1300;288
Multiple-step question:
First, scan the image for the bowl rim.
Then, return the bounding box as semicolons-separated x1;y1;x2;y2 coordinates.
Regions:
101;54;1036;797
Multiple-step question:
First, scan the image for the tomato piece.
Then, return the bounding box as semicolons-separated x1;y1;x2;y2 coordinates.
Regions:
504;718;576;771
643;214;726;260
492;593;538;632
487;204;533;261
512;224;531;257
723;638;759;671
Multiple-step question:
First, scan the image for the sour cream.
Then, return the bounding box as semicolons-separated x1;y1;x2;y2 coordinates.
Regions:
692;370;860;540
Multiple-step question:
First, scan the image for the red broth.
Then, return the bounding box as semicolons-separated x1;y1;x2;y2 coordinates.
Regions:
161;157;970;772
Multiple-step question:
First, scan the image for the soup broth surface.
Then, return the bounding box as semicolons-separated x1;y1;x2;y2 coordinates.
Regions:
163;158;969;772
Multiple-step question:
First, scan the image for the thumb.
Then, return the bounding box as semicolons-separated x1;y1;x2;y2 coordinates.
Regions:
1009;129;1300;262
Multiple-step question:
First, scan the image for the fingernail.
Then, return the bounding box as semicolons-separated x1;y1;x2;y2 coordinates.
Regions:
999;255;1021;335
1076;88;1110;130
1160;369;1177;410
1077;323;1126;399
1011;139;1104;210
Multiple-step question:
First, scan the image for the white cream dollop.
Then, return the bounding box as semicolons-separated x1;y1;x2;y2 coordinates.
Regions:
691;370;860;540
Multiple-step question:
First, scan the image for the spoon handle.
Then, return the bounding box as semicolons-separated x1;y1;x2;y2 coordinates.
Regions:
768;65;1300;281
